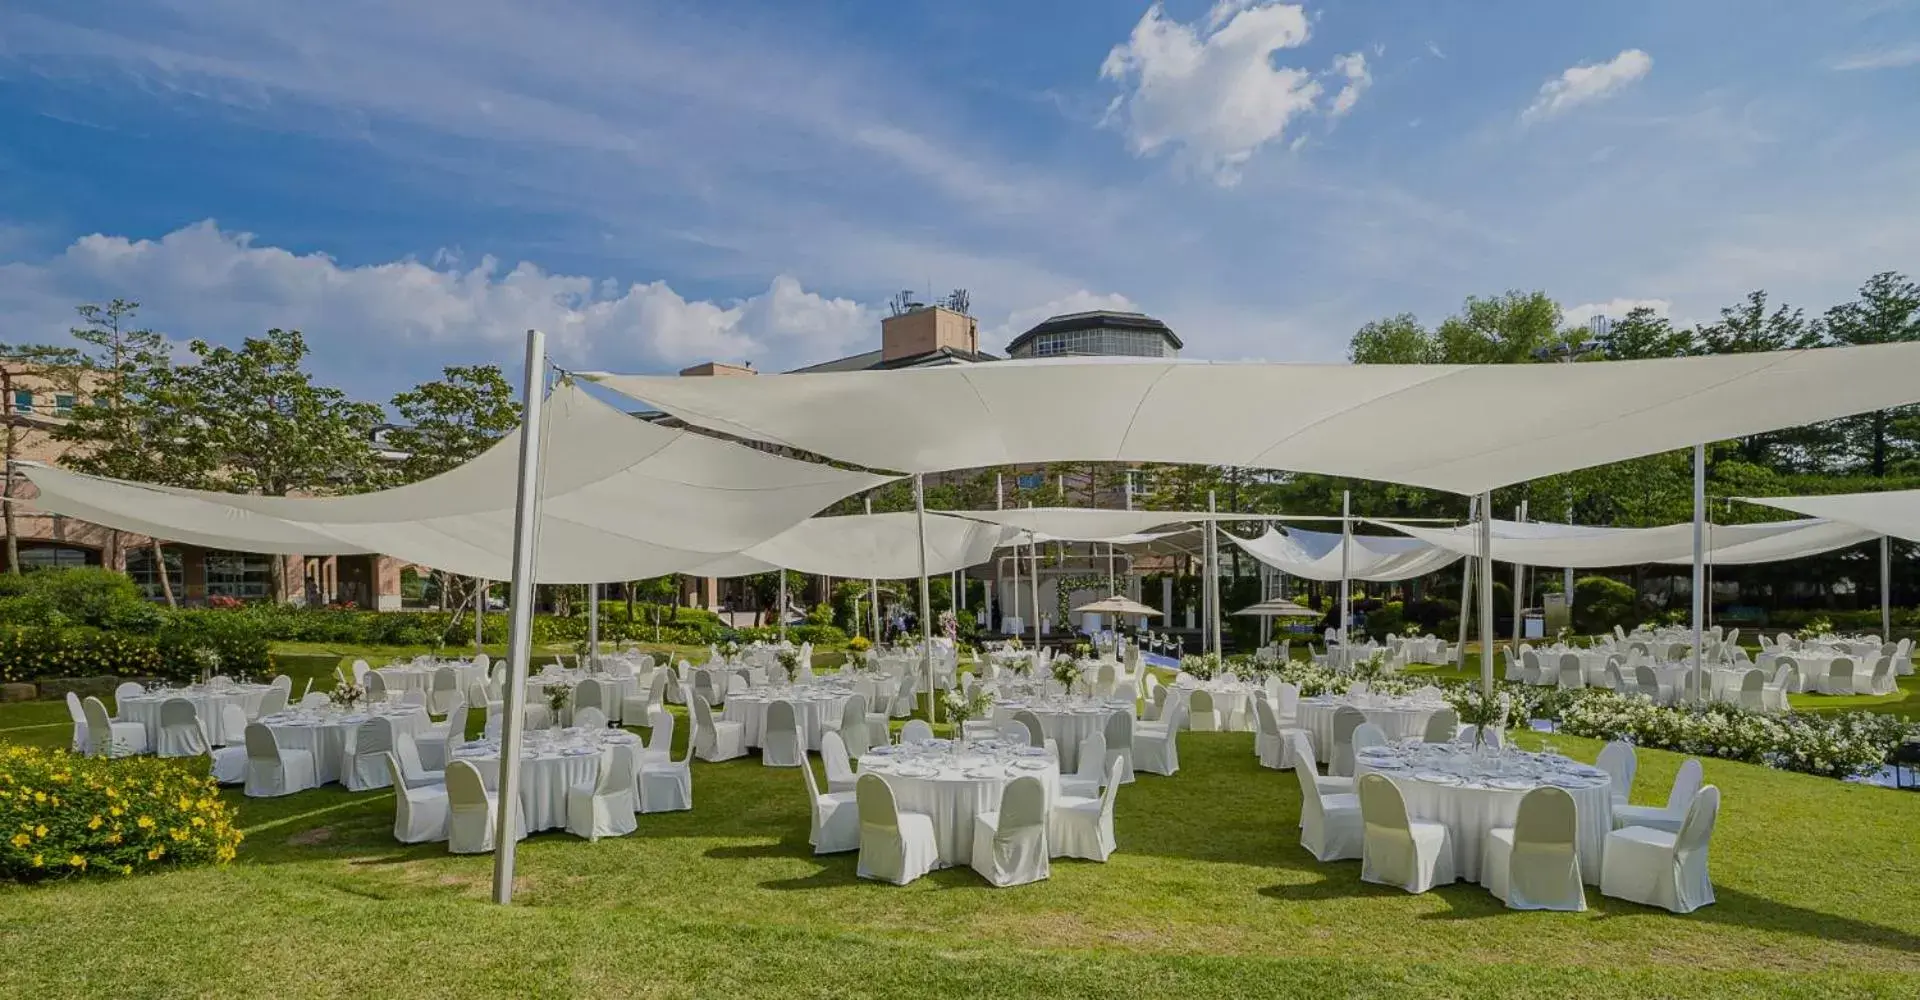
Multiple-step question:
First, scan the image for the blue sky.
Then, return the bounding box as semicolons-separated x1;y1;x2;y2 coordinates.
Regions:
1;0;1917;400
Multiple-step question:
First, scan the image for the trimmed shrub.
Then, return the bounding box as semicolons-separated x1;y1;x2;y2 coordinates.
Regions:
0;745;243;882
1572;576;1639;636
0;628;164;684
0;568;164;633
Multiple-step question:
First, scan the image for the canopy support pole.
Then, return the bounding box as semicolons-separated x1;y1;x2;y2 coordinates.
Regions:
1511;501;1526;653
491;328;547;906
994;475;1004;634
1882;535;1892;641
474;577;486;652
1339;490;1351;672
1691;443;1706;704
913;473;934;720
777;570;787;644
865;497;879;643
587;582;599;669
1478;490;1495;696
1208;491;1222;658
1457;496;1476;671
1028;505;1041;650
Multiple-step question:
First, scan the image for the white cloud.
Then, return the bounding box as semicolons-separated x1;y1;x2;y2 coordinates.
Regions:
1426;41;1445;60
1562;297;1671;328
983;291;1141;351
1328;52;1371;118
1100;1;1320;185
0;221;878;386
1522;49;1653;123
1831;44;1920;71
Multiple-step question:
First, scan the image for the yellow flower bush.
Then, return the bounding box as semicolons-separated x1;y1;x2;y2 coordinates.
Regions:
0;745;242;883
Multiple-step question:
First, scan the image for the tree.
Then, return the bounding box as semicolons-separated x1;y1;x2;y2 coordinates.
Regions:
385;364;520;483
1434;290;1563;363
1823;272;1920;476
1595;306;1691;360
54;300;209;605
743;569;806;626
179;329;385;599
1349;313;1438;364
0;344;83;576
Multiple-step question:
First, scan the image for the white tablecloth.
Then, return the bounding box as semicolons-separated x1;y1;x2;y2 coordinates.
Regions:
451;729;641;833
992;700;1130;771
1297;697;1446;757
375;661;487;695
1354;742;1613;884
260;705;429;785
858;746;1059;866
722;691;853;751
1164;683;1257;731
1760;651;1866;693
121;684;272;745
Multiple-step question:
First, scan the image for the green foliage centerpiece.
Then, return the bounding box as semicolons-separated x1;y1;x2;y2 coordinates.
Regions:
1050;655;1084;694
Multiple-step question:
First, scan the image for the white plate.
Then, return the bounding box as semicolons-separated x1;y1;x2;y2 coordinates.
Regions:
1012;758;1051;771
1411;771;1464;786
892;764;938;778
1365;759;1409;771
964;768;1004;780
1486;776;1535;791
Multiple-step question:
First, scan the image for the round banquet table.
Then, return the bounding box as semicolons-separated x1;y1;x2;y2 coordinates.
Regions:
259;705;429;785
858;745;1060;866
1163;683;1257;731
722;690;852;751
1297;696;1446;757
1760;651;1865;693
375;661;487;695
451;730;641;832
1354;741;1613;884
121;684;272;745
992;700;1130;772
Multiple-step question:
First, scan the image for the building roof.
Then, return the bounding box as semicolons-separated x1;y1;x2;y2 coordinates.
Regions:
1004;309;1182;356
786;345;997;374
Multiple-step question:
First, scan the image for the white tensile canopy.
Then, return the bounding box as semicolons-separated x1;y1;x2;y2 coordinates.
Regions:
586;345;1920;492
683;511;1005;579
939;506;1289;540
21;382;894;583
1225;526;1465;582
1738;489;1920;544
1374;517;1875;568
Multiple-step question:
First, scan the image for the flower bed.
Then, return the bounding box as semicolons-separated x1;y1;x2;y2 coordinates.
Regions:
0;746;242;883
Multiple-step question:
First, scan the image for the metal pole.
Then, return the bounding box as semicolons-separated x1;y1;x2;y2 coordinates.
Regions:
994;474;1004;633
1691;443;1705;704
1456;497;1476;671
1882;535;1893;641
491;328;547;906
474;577;486;652
865;496;879;643
587;582;599;669
1511;502;1525;652
1479;490;1495;696
1208;491;1221;658
1028;505;1042;649
1564;486;1575;604
1339;490;1352;671
777;570;787;644
913;473;934;719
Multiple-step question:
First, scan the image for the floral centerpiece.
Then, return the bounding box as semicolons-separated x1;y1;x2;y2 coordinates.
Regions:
1455;686;1508;748
1050;655;1084;692
1005;636;1024;651
941;686;994;745
776;649;800;674
544;683;572;728
846;635;872;655
328;684;364;711
1074;642;1093;659
1181;652;1221;681
937;609;958;642
1795;616;1835;642
721;640;742;660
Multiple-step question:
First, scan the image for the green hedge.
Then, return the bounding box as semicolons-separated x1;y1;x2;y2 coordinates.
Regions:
0;624;274;685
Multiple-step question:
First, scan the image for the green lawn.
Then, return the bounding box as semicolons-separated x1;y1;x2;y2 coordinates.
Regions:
2;691;1917;998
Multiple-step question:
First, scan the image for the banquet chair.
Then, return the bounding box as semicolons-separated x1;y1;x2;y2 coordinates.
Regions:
691;696;747;762
641;708;677;766
418;697;467;768
1614;757;1704;834
1103;711;1136;785
1420;708;1459;744
1251;698;1288;769
1010;710;1047;749
802;747;859;853
351;660;372;685
855;774;939;885
155;698;210;759
566;745;639;842
1897;638;1914;676
762;700;805;768
1633;665;1672;706
298;691;330;710
1273;681;1301;727
1595;741;1637;806
574;677;608;722
393;731;446;789
574;707;610;731
242;723;317;798
114;681;145;707
692;672;719;709
1601;785;1720;913
364;671;392;704
1132;701;1185;776
65;692;90;753
1604;661;1628;693
1762;664;1795;711
1821;657;1857;696
622;672;669;729
1052;758;1126;862
209;702;248;747
429;667;460;715
971;775;1051;886
1559;655;1585;690
345;717;398;792
890;673;919;718
382;753;449;844
446;759;526;853
1735;670;1765;711
1059;732;1108;798
1519;651;1542;685
210;723;249;784
268;674;294;696
1187;689;1220;732
900;719;937;745
1295;750;1362;862
256;686;290;719
1351;722;1388;758
1284;731;1354;799
1481;785;1585;910
639;713;696;813
725;675;749;699
1329;706;1367;777
81;696;147;757
1865;655;1898;696
1142;674;1165;720
1358;773;1455;893
819;731;859;793
833;694;874;757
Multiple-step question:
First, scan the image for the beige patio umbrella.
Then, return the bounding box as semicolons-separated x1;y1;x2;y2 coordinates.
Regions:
1233;598;1321;618
1073;595;1165;617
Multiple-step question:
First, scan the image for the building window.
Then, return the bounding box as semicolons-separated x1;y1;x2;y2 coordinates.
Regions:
11;390;32;414
54;394;76;416
126;546;184;601
13;543;98;571
205;550;273;601
1017;473;1044;489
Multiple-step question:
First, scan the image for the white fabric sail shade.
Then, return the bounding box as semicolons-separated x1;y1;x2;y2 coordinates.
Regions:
587;344;1920;492
938;506;1284;540
1225;526;1464;582
1739;489;1920;546
684;511;1005;579
1375;517;1872;569
22;383;895;583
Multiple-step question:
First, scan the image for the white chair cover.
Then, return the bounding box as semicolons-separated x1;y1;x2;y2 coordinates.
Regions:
1358;773;1456;893
446;759;525;853
82;696;148;757
639;712;695;813
243;722;317;798
855;773;939;885
384;753;450;843
1058;731;1108;799
66;692;89;753
154;697;209;759
819;731;859;794
1329;705;1366;777
566;745;639;841
344;717;396;792
1614;758;1704;834
802;748;858;854
762;700;805;768
1601;785;1720;913
394;731;446;788
1595;741;1637;805
691;695;747;762
900;719;936;745
1051;758;1125;861
1103;711;1135;786
1481;786;1586;911
1133;701;1184;776
1296;745;1361;862
971;775;1051;886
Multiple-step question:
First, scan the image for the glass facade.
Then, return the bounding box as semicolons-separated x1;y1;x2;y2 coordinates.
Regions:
1015;327;1173;358
15;544;98;571
126;546;184;600
205;550;273;600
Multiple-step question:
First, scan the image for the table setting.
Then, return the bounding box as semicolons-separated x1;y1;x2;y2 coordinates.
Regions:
373;657;488;695
1163;677;1258;731
256;702;429;784
1297;689;1448;755
1354;737;1614;883
857;736;1060;866
450;726;643;832
721;681;855;750
990;693;1132;771
120;679;273;745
